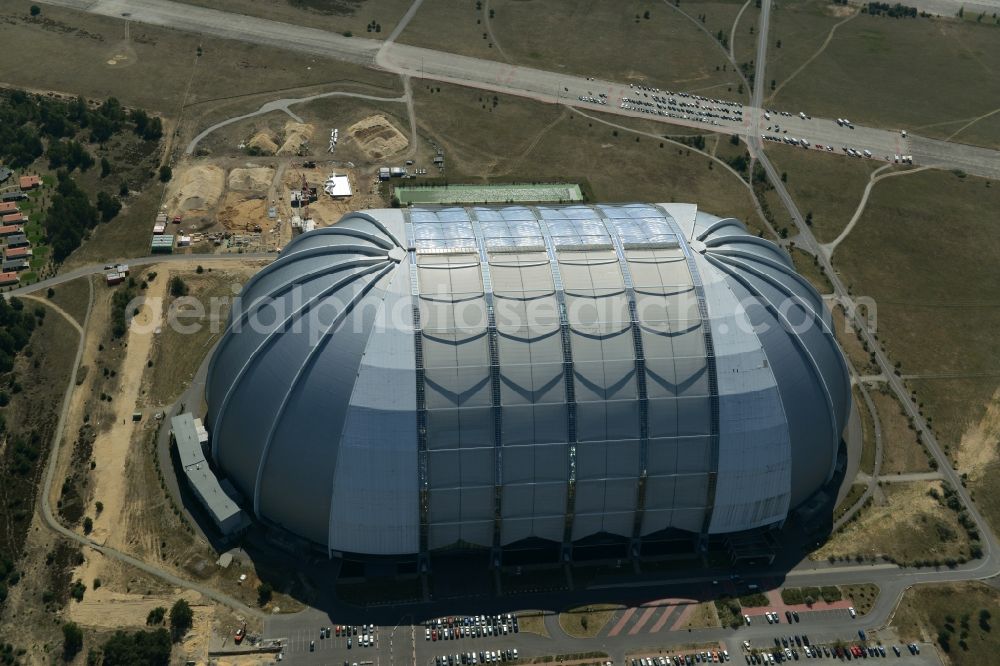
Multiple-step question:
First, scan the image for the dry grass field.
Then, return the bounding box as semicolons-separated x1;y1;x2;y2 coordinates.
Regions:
768;0;1000;147
175;0;414;38
400;0;744;96
789;246;833;294
892;583;1000;665
0;2;396;115
813;481;972;565
832;304;878;375
871;388;934;475
834;170;1000;496
767;142;883;243
413;83;765;232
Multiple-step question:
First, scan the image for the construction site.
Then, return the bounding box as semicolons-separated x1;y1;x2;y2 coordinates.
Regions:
157;108;419;255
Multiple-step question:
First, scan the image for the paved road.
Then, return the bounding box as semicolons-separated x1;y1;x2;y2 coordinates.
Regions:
746;0;1000;584
38;0;1000;180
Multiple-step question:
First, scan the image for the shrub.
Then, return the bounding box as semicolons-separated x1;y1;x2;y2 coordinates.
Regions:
63;622;83;661
146;606;166;625
169;599;193;641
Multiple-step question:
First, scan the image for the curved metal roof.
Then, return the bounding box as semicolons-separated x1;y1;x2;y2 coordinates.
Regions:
205;204;849;555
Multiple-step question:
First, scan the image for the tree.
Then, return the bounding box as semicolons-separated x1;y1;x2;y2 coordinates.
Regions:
169;276;188;297
100;156;112;178
257;581;273;607
30;5;41;16
781;171;788;182
70;580;86;602
119;181;129;197
101;629;171;666
95;500;104;514
83;516;93;534
158;165;172;183
63;622;84;661
146;606;166;625
643;10;651;19
776;39;782;48
169;599;193;641
96;191;122;222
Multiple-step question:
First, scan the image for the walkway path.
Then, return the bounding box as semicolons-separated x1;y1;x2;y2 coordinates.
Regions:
824;165;933;257
767;12;858;104
184;90;408;154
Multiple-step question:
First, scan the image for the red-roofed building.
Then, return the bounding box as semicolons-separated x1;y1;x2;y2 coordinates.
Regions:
0;202;18;214
0;225;23;237
0;272;19;287
4;246;31;260
18;175;40;190
0;213;26;225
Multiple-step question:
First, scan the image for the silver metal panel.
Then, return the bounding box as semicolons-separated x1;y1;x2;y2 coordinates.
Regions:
206;205;850;555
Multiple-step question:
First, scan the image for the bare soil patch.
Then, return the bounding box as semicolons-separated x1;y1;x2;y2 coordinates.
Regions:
166;164;225;216
956;387;1000;479
348;113;409;159
278;121;315;155
247;130;278;155
217;193;271;233
227;167;275;192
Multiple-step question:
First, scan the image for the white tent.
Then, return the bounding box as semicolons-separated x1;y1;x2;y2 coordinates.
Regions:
323;174;352;198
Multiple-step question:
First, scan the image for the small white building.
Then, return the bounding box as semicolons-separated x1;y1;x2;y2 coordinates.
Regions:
323;174;352;198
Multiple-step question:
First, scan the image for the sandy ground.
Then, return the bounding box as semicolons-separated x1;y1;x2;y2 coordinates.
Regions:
67;585;202;628
218;193;271;233
277;121;314;155
228;166;275;192
74;273;169;595
812;480;961;561
166;164;226;216
247;130;278;154
348;113;408;159
957;387;1000;479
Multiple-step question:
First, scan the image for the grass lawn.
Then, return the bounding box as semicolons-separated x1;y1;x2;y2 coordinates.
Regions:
514;613;550;638
789;246;833;294
400;0;744;97
46;275;93;327
414;83;764;233
833;483;866;523
769;2;1000;147
832;304;878;375
841;583;879;615
142;268;245;405
833;169;1000;533
814;481;973;565
871;387;934;475
766;142;882;244
681;601;721;629
892;582;1000;663
856;386;877;477
558;604;620;638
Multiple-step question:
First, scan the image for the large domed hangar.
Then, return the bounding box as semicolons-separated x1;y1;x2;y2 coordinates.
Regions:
204;203;850;562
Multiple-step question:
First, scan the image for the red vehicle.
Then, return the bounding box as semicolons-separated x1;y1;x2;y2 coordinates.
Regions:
172;215;182;224
431;629;437;641
335;626;341;637
234;624;246;645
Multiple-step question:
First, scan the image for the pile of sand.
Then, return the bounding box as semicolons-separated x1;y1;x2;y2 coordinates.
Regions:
217;193;271;233
348;114;409;159
166;164;225;215
248;130;278;154
227;167;275;192
277;121;315;155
